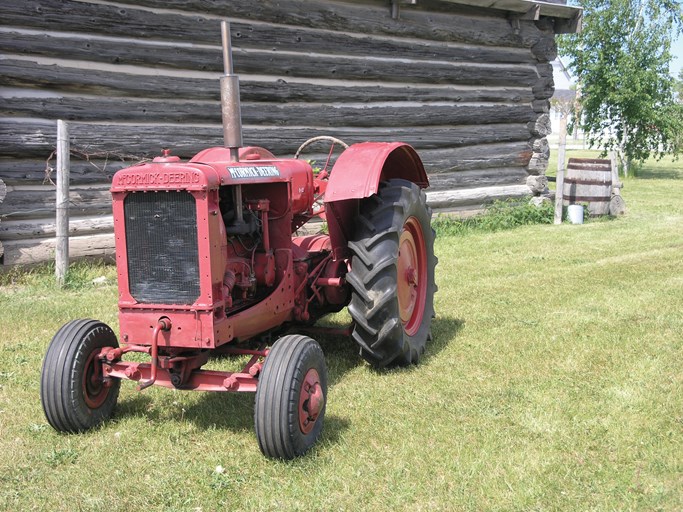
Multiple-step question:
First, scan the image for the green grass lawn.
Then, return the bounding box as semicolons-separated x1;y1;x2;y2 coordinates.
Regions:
1;154;682;511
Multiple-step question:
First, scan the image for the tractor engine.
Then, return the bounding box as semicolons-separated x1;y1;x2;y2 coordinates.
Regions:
110;146;347;351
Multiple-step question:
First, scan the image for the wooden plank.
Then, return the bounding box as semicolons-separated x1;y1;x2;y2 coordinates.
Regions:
426;167;528;190
0;158;129;185
554;114;567;224
0;119;535;159
0;59;536;104
1;232;115;266
0;183;111;219
0;146;534;183
0;27;535;65
530;32;558;62
0;214;113;240
0;32;541;87
0;117;531;183
426;184;531;209
1;96;537;128
5;0;544;47
529;114;551;136
55;119;69;285
416;142;533;172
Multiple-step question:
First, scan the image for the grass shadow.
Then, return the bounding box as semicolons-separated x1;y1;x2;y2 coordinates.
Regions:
110;356;351;450
183;392;255;431
361;315;463;376
632;166;683;180
426;315;464;363
112;392;153;422
108;316;458;441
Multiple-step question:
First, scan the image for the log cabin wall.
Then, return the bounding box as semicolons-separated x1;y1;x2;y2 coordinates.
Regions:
0;0;577;266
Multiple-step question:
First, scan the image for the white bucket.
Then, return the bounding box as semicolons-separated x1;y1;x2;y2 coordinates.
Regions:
567;204;584;224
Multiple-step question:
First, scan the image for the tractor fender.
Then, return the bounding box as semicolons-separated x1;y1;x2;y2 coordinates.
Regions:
325;142;428;202
323;142;429;259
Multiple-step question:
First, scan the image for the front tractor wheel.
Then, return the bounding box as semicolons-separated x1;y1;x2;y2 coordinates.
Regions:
255;335;328;459
40;319;120;432
348;179;437;368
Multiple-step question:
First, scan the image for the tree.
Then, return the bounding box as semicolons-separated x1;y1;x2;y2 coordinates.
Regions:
559;0;683;175
675;69;683;102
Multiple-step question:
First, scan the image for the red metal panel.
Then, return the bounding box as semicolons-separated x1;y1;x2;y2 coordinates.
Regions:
325;142;428;202
190;145;277;163
118;308;232;349
110;162;220;193
104;362;259;392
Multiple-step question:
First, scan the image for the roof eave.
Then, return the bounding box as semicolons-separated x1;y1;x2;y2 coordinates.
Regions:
439;0;582;34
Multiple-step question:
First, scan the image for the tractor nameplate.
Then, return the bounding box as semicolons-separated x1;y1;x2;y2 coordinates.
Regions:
227;166;280;179
116;171;201;187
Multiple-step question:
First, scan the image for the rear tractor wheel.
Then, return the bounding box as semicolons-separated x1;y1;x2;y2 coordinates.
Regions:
254;335;328;459
40;319;120;432
347;179;437;367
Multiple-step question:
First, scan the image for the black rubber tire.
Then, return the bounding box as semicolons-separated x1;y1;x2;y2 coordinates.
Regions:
40;319;120;432
347;179;437;367
254;335;328;459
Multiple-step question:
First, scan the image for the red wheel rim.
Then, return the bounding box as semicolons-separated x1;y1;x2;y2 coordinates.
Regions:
298;368;324;434
82;350;109;409
397;216;427;337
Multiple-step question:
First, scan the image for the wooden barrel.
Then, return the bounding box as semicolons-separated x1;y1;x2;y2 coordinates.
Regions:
563;158;612;216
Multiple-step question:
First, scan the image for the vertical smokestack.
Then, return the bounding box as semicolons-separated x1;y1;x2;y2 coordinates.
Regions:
220;21;243;162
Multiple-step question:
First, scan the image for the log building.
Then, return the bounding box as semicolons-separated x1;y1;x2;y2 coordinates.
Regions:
0;0;581;266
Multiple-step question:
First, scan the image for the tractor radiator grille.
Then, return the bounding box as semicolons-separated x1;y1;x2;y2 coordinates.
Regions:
124;191;200;305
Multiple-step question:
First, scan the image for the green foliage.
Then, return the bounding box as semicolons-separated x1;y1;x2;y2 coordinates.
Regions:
433;198;554;236
675;69;683;102
559;0;683;165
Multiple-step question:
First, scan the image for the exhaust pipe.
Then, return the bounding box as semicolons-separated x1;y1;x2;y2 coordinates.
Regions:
220;21;243;162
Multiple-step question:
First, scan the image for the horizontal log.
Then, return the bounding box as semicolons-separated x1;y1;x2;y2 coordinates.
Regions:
0;145;530;189
0;27;535;67
536;63;554;79
417;142;533;172
0;59;536;104
533;76;555;100
532;137;550;156
1;232;115;266
530;33;558;62
1;120;531;182
0;32;541;87
1;95;537;128
426;184;531;209
0;158;130;185
529;114;551;137
0;119;536;159
0;214;113;240
532;99;550;113
426;167;528;190
6;0;544;48
527;153;549;175
0;183;112;219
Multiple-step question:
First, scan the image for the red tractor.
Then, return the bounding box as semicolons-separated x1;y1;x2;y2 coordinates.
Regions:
40;23;437;459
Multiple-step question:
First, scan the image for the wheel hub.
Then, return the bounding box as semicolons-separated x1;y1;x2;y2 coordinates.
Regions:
82;350;110;409
397;216;428;337
299;368;324;434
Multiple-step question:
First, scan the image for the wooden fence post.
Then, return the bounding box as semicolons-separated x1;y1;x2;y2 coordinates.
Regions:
0;177;5;264
554;114;568;225
56;120;70;286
